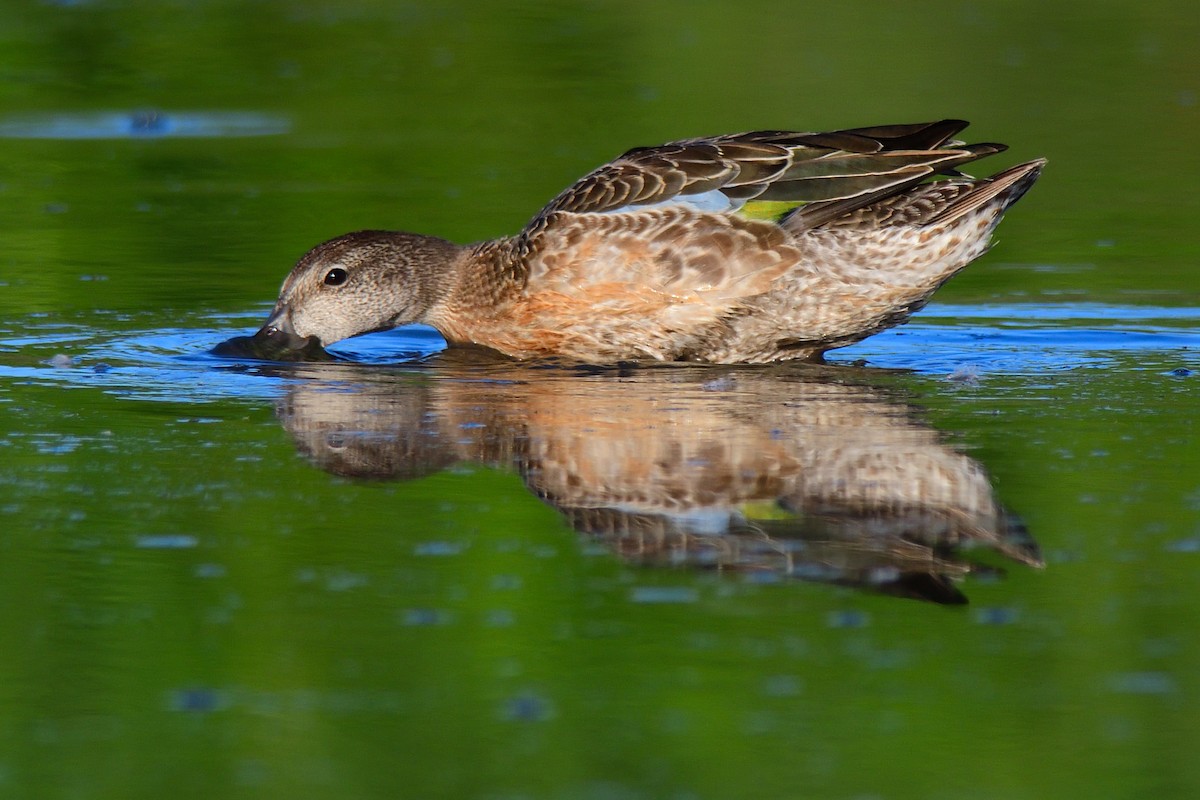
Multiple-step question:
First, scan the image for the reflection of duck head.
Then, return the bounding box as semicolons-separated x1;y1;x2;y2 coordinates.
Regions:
271;359;1042;604
276;372;455;481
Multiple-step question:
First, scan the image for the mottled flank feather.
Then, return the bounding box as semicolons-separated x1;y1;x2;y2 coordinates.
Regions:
260;120;1045;364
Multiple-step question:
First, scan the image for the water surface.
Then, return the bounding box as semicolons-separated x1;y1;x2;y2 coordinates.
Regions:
2;2;1199;798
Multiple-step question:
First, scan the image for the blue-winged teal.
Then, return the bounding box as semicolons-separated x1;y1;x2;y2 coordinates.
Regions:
259;120;1044;363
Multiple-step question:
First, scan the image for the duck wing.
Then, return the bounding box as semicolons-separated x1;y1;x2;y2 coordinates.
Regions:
528;120;1006;228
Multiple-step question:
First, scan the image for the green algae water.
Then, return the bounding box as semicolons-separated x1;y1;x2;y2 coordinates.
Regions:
2;2;1199;798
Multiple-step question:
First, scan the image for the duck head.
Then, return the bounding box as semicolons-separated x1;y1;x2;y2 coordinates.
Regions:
258;230;461;348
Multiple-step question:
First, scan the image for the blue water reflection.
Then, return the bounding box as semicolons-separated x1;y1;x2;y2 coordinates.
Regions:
1;303;1196;403
0;111;289;139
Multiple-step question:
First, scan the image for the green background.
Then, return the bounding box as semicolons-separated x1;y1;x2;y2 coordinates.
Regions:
1;1;1198;798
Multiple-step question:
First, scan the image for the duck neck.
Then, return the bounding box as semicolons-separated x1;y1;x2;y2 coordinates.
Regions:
424;237;526;333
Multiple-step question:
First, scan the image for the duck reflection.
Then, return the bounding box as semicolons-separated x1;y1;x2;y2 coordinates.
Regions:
267;356;1041;604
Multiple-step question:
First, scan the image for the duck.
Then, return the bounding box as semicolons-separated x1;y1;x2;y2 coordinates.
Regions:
257;119;1044;364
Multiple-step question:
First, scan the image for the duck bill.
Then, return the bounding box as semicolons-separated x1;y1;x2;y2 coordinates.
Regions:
254;305;314;351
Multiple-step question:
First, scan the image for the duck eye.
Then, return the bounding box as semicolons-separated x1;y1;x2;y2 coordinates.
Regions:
323;268;348;286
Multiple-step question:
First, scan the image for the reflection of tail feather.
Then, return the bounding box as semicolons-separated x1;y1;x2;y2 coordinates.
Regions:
996;511;1043;567
791;442;1044;568
879;573;968;605
787;502;1043;569
561;504;995;604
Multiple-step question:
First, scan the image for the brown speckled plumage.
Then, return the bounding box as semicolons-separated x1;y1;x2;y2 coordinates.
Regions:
260;120;1044;363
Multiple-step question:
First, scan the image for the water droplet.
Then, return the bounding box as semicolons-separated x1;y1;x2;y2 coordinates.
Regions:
947;364;981;383
501;692;554;722
414;540;464;556
701;376;735;391
400;608;452;626
629;586;699;604
485;609;515;627
975;607;1019;625
136;534;197;549
1108;671;1177;695
827;610;869;628
325;571;367;592
169;687;224;712
490;574;522;590
762;675;803;697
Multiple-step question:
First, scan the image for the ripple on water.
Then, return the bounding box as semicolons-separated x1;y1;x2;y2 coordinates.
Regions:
629;586;700;604
0;304;1197;404
0;110;289;139
838;303;1200;374
400;608;454;627
135;534;198;549
500;691;555;722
